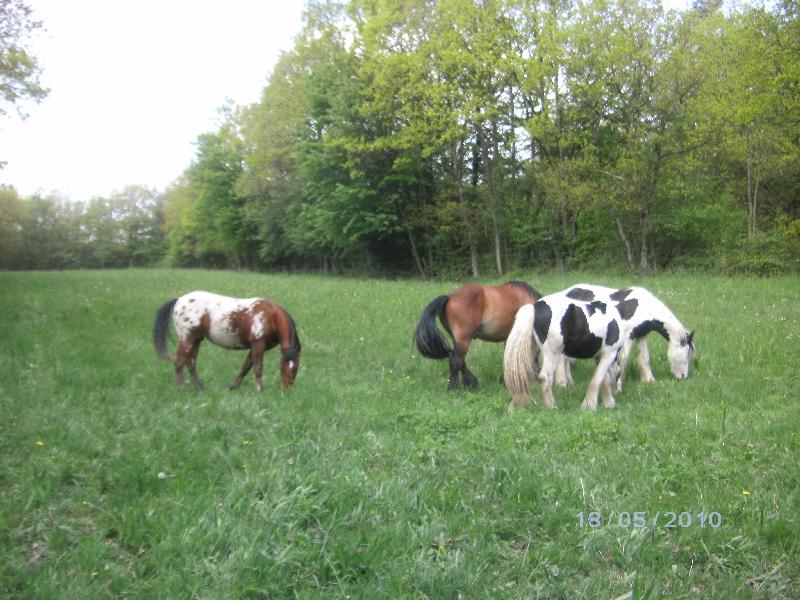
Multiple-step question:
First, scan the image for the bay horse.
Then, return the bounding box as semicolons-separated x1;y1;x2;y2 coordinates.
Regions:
503;289;625;412
558;284;695;390
153;291;301;392
413;281;541;390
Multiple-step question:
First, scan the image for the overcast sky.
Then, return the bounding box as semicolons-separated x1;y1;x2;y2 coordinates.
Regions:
0;0;305;200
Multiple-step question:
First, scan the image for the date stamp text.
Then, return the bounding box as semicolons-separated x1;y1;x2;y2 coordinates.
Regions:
577;511;722;529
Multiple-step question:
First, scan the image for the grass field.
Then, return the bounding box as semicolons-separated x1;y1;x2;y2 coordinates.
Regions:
1;268;798;599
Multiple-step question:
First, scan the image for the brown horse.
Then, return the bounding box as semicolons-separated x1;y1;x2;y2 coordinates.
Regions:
153;291;301;392
413;281;541;390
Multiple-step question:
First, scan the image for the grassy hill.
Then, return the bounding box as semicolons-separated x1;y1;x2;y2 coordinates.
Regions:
1;269;797;598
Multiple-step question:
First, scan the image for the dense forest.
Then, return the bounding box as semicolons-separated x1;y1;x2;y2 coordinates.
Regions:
2;0;798;275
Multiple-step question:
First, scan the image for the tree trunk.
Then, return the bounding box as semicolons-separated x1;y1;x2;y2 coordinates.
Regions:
406;227;425;277
479;124;503;276
615;217;635;270
746;153;761;238
639;208;650;271
455;142;480;278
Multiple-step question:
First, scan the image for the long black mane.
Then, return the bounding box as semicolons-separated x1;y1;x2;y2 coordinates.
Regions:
282;309;301;361
505;280;542;300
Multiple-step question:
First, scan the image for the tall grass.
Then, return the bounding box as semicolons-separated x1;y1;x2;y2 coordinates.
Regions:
1;269;797;598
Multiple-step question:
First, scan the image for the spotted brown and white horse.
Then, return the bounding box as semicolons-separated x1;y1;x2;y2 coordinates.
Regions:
153;291;301;392
503;289;625;411
558;284;695;391
413;281;542;390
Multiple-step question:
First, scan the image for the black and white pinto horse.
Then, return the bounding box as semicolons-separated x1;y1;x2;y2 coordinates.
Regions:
504;289;625;412
556;285;695;391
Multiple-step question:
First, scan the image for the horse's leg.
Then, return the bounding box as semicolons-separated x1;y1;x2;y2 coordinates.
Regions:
601;371;617;409
537;349;559;409
175;340;191;387
186;340;203;390
637;337;656;382
450;338;478;390
555;356;574;387
250;341;266;392
461;344;479;390
230;351;254;390
581;353;616;411
614;339;632;392
447;345;465;390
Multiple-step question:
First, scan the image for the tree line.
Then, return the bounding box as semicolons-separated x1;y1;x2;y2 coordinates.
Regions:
2;0;798;275
0;185;165;269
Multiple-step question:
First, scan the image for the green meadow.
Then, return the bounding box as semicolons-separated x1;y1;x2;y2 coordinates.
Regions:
1;269;798;599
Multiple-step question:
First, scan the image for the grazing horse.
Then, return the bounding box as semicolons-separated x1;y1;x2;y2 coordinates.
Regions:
503;290;625;411
559;284;695;390
153;291;301;392
413;281;541;390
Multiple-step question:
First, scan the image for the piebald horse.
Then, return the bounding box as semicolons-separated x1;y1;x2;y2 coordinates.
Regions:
504;289;625;411
558;284;695;390
153;291;301;392
413;281;541;390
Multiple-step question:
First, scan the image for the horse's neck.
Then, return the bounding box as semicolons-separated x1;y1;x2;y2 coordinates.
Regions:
647;300;685;341
277;310;298;355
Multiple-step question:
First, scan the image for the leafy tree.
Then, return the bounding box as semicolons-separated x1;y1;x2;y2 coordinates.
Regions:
165;113;257;268
0;184;24;267
0;0;48;118
156;0;800;275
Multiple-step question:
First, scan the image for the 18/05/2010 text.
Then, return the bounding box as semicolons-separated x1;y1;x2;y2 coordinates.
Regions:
577;511;722;529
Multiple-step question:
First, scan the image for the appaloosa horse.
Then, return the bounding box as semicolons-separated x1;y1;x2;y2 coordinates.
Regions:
153;291;301;392
413;281;541;390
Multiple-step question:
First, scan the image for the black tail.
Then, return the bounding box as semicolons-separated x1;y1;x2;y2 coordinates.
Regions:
413;295;451;359
153;298;178;362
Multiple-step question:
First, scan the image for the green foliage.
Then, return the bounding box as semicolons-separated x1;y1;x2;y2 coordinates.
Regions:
7;0;800;276
0;185;165;270
1;269;798;597
164;115;259;269
0;0;48;118
200;0;796;275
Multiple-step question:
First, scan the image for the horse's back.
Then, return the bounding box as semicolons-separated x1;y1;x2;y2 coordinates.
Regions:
174;291;267;349
536;292;621;358
459;282;537;342
178;291;262;310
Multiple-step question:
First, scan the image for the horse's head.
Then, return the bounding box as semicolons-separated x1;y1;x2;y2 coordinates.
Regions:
668;330;695;380
280;348;300;389
279;309;301;389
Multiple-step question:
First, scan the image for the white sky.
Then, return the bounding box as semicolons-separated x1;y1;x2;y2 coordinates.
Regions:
0;0;305;200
